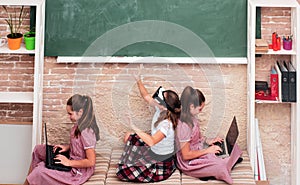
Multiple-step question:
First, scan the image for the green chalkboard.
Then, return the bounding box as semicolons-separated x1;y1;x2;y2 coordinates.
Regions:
45;0;247;57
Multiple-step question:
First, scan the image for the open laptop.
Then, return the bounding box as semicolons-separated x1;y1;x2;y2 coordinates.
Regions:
44;123;72;171
214;116;239;158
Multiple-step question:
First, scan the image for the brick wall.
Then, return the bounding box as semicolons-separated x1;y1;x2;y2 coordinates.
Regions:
0;54;34;123
0;4;294;185
42;58;248;147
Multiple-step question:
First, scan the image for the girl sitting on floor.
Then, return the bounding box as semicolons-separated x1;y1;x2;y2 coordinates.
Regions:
116;77;181;182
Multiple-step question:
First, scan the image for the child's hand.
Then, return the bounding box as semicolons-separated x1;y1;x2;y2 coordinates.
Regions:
133;72;141;82
55;154;71;166
206;145;222;154
53;144;69;153
206;136;223;146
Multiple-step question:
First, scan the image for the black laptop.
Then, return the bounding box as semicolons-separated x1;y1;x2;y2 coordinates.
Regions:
44;123;72;171
214;116;239;158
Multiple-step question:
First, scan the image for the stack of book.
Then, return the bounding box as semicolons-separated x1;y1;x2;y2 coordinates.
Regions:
255;39;269;53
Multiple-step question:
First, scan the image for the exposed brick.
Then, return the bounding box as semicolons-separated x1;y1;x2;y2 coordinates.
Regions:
9;75;33;81
20;55;34;61
0;55;20;61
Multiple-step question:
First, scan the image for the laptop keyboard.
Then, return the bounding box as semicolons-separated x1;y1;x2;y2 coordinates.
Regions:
47;145;61;165
214;142;226;156
46;145;71;171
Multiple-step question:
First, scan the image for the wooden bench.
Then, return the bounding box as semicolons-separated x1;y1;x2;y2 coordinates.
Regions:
83;148;112;185
84;146;255;185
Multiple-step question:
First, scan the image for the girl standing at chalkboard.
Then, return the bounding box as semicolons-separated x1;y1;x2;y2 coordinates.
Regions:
116;76;181;182
176;86;243;184
24;94;100;185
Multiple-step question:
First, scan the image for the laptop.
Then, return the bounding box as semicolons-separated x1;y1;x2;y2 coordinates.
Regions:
214;116;239;158
44;123;72;171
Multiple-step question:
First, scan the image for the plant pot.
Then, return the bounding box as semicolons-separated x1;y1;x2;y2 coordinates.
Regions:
24;32;35;50
7;33;23;50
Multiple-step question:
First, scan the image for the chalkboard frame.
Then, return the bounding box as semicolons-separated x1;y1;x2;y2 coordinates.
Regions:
45;0;247;58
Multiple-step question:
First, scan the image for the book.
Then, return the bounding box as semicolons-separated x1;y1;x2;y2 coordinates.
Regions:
255;39;269;53
287;61;296;102
274;63;282;102
270;66;278;99
277;61;289;102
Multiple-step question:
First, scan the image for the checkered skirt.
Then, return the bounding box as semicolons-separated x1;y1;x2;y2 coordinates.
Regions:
116;134;175;182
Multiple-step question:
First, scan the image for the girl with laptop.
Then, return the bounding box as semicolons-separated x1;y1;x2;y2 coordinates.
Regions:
176;86;242;184
116;76;181;182
24;94;100;185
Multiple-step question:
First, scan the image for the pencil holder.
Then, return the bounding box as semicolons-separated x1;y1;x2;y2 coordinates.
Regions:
283;39;292;50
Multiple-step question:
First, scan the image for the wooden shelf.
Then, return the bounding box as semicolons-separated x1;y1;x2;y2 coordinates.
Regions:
0;121;32;125
256;49;296;55
0;92;33;103
255;99;294;104
0;0;43;6
0;44;35;54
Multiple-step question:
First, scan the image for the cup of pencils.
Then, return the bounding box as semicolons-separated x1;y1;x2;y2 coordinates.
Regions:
283;35;292;50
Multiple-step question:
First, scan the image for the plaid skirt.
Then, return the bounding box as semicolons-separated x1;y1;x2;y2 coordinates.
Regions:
116;133;175;182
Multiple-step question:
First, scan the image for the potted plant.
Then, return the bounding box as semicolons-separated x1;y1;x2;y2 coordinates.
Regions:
2;5;27;50
24;27;35;50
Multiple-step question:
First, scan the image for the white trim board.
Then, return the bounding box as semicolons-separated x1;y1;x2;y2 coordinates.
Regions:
0;0;43;6
57;56;248;64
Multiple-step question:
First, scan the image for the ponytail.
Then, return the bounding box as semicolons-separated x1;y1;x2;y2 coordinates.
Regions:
67;94;100;141
154;90;181;130
180;86;205;127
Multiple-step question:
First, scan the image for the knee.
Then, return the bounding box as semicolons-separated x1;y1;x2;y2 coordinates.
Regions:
31;144;46;160
27;165;48;182
123;132;133;143
33;144;45;153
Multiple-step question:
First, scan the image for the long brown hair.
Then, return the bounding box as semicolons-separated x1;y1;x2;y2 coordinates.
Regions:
180;86;205;127
67;94;100;141
154;90;181;130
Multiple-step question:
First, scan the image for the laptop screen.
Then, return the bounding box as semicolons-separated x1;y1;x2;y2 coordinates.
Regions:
226;116;239;154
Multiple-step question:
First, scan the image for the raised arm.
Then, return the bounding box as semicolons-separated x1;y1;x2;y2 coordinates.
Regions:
136;77;161;108
136;79;153;104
